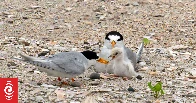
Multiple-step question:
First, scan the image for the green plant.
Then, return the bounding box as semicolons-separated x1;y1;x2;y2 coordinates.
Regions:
148;82;164;98
143;38;150;46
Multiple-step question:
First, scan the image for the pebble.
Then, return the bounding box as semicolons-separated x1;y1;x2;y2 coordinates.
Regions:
146;101;152;103
134;94;141;99
136;75;142;80
7;18;14;23
190;68;196;76
70;81;81;87
38;51;49;57
7;61;17;67
0;57;5;60
89;81;100;86
65;7;72;11
149;71;157;75
139;62;146;66
18;40;30;46
90;73;100;79
132;2;139;6
35;96;45;102
41;84;57;88
127;87;135;92
30;6;41;9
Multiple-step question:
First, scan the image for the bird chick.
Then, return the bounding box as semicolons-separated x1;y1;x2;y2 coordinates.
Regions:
108;47;139;79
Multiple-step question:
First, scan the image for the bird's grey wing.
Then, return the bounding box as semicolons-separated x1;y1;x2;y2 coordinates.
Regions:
48;52;87;75
124;47;137;68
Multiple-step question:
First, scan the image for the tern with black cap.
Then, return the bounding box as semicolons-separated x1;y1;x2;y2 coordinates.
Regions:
94;31;144;73
13;51;108;84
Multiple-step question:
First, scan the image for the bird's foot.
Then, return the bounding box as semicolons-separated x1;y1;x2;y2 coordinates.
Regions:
61;81;69;85
71;78;75;82
57;77;62;81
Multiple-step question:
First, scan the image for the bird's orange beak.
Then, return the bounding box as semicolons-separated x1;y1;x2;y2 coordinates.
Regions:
97;58;109;64
111;40;116;48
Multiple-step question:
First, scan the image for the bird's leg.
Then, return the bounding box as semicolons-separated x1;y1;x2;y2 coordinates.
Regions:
57;77;69;85
61;81;68;85
71;78;75;82
58;77;62;81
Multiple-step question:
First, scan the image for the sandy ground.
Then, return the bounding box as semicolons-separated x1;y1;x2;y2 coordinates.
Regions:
0;0;196;103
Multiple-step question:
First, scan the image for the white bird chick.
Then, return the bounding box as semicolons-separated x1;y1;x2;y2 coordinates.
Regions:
109;47;140;79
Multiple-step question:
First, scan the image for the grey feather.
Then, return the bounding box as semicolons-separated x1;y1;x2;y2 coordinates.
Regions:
124;47;137;68
14;51;90;78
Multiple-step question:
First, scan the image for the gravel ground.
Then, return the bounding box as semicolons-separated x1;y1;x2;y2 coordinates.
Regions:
0;0;196;103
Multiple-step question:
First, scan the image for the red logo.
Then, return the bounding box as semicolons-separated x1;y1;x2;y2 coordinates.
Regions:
0;78;18;103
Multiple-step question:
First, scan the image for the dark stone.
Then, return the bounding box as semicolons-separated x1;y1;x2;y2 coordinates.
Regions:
38;51;49;57
23;16;28;19
136;75;142;80
37;82;42;86
90;73;100;79
70;81;81;87
146;101;152;103
125;3;130;6
7;61;17;67
172;99;176;103
127;87;135;92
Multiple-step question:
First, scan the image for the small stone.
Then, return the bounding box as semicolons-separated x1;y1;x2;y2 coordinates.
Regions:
134;94;140;99
19;41;30;46
7;18;14;24
127;87;135;92
65;7;72;11
0;57;5;60
2;11;11;15
99;14;106;20
35;96;45;102
7;61;17;67
38;50;49;57
187;76;196;79
154;99;160;103
136;75;142;80
132;2;139;6
133;10;139;14
139;62;146;66
153;15;164;17
30;6;41;9
89;81;100;86
41;84;57;88
90;73;100;79
37;82;42;86
23;16;28;19
70;81;81;87
46;25;54;30
146;101;152;103
149;71;157;75
171;99;175;103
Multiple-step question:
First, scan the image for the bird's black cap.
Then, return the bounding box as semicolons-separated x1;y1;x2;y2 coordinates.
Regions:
81;51;99;60
105;31;123;41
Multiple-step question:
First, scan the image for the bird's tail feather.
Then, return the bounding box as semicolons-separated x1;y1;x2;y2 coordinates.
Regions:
136;42;144;63
12;53;39;61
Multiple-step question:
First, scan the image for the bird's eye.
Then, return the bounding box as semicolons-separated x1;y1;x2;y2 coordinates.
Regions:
115;52;118;55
